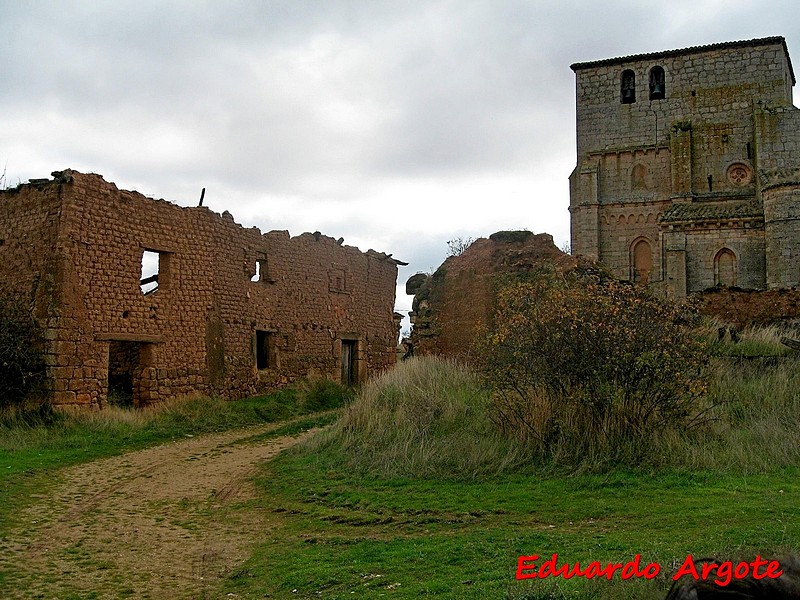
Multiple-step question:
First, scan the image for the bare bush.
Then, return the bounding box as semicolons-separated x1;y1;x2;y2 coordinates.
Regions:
446;236;475;257
477;272;707;465
0;296;47;408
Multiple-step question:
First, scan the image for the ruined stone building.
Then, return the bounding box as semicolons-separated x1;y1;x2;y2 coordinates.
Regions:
407;231;577;358
0;170;403;407
570;36;800;296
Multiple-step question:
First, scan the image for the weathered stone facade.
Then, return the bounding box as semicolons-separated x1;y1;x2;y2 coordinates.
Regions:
0;170;401;407
570;37;800;296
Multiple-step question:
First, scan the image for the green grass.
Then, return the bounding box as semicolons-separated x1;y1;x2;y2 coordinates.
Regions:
221;453;800;599
319;356;528;478
214;351;800;599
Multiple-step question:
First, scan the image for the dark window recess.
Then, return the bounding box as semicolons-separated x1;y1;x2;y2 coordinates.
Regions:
747;142;753;159
621;70;636;104
632;239;653;284
649;66;665;100
108;341;153;407
256;330;272;370
708;175;713;192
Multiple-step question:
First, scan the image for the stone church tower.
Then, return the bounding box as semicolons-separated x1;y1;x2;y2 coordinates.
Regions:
570;36;800;296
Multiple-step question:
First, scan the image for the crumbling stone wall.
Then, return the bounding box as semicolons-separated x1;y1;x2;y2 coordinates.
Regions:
570;37;800;296
407;231;577;357
0;177;64;320
0;170;400;406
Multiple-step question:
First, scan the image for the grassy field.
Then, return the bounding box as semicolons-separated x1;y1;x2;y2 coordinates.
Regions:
216;333;800;599
221;455;799;599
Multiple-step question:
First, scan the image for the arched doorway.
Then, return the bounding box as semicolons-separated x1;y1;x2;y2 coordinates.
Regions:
714;248;737;287
632;239;653;284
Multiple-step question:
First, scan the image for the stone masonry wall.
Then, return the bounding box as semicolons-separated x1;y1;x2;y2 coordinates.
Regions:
0;178;63;317
572;39;792;162
596;202;669;281
0;170;399;406
682;226;766;292
0;178;65;403
762;172;800;288
754;105;800;171
570;38;799;297
696;287;800;328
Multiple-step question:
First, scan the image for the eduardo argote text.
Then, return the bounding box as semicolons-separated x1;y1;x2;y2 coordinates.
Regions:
516;553;784;586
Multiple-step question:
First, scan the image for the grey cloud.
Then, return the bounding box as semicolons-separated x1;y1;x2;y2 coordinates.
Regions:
2;0;800;286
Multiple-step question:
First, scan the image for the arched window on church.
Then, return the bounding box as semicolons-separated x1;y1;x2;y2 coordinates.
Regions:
631;238;652;284
714;248;737;287
649;66;666;100
621;70;636;104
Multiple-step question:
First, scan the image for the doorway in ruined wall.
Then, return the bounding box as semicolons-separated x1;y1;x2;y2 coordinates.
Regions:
108;341;154;407
341;339;360;386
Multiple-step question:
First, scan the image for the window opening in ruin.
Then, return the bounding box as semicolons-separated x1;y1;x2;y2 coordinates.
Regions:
649;66;665;100
747;142;753;159
341;339;358;386
108;341;152;407
632;239;653;284
715;248;737;287
251;257;273;283
140;250;161;295
255;330;273;370
621;70;636;104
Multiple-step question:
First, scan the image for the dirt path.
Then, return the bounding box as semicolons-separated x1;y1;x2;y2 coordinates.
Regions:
1;424;318;599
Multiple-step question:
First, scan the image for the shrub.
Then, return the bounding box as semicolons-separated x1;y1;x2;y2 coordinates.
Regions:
478;272;707;466
0;296;47;408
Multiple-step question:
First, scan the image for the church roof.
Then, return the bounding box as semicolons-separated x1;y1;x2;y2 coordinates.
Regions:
660;200;764;224
570;36;795;85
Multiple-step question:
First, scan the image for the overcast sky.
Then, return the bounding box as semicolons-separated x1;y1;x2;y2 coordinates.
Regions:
2;1;799;325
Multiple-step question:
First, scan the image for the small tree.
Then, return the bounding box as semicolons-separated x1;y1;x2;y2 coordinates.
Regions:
478;271;707;464
0;296;47;408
